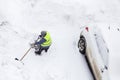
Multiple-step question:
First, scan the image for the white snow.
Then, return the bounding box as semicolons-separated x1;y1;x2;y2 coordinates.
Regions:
0;0;120;80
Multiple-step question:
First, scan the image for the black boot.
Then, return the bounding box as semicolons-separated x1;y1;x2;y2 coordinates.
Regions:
45;49;48;52
35;51;41;55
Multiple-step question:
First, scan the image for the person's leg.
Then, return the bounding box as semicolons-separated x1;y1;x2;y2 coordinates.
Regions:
35;45;43;55
37;46;43;55
44;46;49;52
35;45;40;55
35;46;50;55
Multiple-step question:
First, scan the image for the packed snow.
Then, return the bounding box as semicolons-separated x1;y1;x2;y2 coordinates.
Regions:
0;0;120;80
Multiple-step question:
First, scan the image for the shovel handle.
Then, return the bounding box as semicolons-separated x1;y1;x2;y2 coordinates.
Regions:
19;36;40;61
20;47;32;61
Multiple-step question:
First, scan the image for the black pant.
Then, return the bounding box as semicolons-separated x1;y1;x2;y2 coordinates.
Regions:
35;46;49;55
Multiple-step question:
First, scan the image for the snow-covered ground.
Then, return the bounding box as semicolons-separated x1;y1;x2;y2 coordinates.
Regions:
0;0;120;80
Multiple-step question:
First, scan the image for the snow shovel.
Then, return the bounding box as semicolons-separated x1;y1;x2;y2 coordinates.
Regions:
15;47;32;61
15;36;40;61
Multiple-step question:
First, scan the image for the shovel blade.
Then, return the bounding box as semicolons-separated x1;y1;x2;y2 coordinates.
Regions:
15;58;19;61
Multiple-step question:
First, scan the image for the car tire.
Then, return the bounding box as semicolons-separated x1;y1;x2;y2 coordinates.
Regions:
78;36;86;55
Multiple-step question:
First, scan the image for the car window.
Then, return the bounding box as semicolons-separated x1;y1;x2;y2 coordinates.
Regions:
95;34;109;67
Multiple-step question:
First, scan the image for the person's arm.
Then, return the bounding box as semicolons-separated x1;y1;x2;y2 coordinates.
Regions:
35;38;46;45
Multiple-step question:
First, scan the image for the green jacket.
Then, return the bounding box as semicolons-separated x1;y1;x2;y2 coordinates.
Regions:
41;32;52;47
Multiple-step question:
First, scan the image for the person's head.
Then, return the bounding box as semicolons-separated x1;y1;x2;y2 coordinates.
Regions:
41;31;47;37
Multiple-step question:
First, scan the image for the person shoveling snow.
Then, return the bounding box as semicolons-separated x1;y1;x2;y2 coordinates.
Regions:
31;31;52;55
